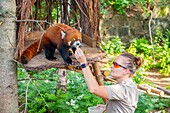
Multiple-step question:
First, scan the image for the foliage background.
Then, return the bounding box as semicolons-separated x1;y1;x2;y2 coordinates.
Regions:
18;0;170;112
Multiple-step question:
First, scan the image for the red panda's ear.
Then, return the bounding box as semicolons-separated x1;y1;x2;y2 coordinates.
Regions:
79;27;82;32
61;31;66;39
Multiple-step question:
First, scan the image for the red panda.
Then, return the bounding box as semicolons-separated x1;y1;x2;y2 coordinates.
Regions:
21;23;82;65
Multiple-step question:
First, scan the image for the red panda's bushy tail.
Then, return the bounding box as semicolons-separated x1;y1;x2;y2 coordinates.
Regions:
21;40;43;64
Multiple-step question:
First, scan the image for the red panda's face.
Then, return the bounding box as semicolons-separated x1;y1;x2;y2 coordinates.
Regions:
63;29;82;47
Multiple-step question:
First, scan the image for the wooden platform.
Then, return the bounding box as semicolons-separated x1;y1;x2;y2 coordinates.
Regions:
23;43;105;71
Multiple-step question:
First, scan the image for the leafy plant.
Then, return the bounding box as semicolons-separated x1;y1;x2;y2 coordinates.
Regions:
135;93;170;113
100;36;125;56
165;28;170;48
101;0;153;14
18;68;103;113
127;38;154;70
152;30;170;76
18;67;170;113
100;0;109;15
127;36;170;76
108;0;131;14
133;68;146;84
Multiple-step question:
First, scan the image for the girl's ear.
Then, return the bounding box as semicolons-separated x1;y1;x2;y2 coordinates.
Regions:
124;68;131;75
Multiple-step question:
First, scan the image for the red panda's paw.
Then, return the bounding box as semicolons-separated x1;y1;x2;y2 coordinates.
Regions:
71;47;76;53
65;57;72;65
69;49;73;56
21;56;28;64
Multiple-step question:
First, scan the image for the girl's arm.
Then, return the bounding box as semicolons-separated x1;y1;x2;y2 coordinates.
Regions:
74;47;108;100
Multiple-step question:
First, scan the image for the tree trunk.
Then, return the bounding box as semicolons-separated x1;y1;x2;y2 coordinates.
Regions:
56;0;71;94
79;0;101;42
45;0;53;28
0;0;18;113
56;69;68;93
60;0;70;25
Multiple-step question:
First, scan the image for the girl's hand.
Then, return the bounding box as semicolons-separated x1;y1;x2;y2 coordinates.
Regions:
74;47;87;64
96;104;106;112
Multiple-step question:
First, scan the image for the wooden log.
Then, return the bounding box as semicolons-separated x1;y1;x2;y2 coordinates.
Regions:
137;84;151;94
138;84;165;96
157;86;170;95
104;76;117;84
82;33;96;48
138;89;170;98
92;62;106;103
92;62;104;86
150;87;164;97
101;70;109;76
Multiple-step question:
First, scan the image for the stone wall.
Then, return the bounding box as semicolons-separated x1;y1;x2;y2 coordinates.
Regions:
100;7;170;45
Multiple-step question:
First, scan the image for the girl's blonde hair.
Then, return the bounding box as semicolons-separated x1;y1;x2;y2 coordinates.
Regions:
120;53;143;75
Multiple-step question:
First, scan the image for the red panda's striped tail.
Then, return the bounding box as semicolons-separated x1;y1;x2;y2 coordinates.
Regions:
21;40;43;64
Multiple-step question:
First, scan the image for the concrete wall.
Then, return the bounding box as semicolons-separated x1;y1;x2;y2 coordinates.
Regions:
100;7;170;45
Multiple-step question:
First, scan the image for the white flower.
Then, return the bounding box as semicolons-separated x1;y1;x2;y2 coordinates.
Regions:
44;80;49;83
75;75;81;81
21;81;25;83
66;99;77;106
66;101;70;105
67;79;70;84
70;99;76;106
77;94;84;100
